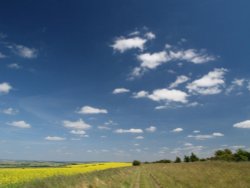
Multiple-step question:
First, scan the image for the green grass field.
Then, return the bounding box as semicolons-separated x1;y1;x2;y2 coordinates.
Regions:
18;162;250;188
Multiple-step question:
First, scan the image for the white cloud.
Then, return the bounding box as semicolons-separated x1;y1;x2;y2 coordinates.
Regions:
169;75;190;88
133;90;149;98
193;130;200;133
134;89;188;103
104;120;117;126
188;132;224;140
0;82;12;94
149;89;189;103
137;51;168;69
172;128;183;132
114;128;143;134
171;144;204;155
77;106;108;114
145;32;156;40
231;145;245;149
63;119;91;130
129;31;140;36
155;101;200;110
0;52;6;58
7;121;31;128
131;48;216;78
111;37;147;53
0;33;7;39
8;63;21;69
233;120;250;128
184;143;193;146
9;44;38;59
169;49;215;64
135;136;144;139
247;82;250;91
145;126;156;133
113;88;130;94
70;130;86;135
232;78;245;86
187;68;227;95
2;108;18;115
45;136;65;141
212;132;224;137
98;126;111;130
226;78;245;94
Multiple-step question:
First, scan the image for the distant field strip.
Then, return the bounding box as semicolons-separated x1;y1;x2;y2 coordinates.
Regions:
0;162;131;187
22;162;250;188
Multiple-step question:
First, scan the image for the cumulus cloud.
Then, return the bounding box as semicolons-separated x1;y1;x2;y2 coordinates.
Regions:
145;32;156;40
7;121;31;128
7;63;21;69
45;136;65;141
184;142;193;146
113;88;130;94
155;101;200;110
0;82;12;94
233;120;250;128
114;128;143;134
212;132;224;137
77;106;108;114
2;108;18;115
63;119;91;130
188;132;224;140
186;68;227;95
111;36;147;53
0;52;6;58
134;89;188;103
135;136;144;139
137;51;168;69
129;31;140;36
226;78;245;94
169;75;190;89
70;130;86;135
171;144;204;155
172;128;183;132
130;48;215;78
9;44;38;58
193;130;200;133
0;32;7;39
145;126;156;132
98;126;111;130
133;90;149;98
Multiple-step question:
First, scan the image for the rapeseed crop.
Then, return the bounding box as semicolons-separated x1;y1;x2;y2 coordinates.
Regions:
0;162;131;187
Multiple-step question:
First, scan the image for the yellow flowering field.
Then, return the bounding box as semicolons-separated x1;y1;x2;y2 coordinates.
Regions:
0;162;131;187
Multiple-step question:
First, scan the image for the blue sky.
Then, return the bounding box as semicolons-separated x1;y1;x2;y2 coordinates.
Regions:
0;0;250;161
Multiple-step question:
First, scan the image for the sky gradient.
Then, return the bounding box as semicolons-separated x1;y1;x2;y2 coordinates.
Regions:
0;0;250;161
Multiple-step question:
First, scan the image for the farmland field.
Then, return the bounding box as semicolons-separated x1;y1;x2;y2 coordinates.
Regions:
0;162;131;187
3;162;250;188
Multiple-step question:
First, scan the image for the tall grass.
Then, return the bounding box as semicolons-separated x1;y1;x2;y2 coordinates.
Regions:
19;162;250;188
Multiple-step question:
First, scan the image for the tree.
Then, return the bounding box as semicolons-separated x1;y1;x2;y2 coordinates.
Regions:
233;149;250;161
184;155;190;162
132;160;141;166
214;149;234;161
174;157;181;163
190;153;199;162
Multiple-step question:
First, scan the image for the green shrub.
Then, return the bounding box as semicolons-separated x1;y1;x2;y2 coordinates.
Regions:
174;157;181;163
132;160;141;166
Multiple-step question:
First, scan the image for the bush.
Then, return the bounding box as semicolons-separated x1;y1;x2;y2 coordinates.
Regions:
184;155;190;162
132;160;141;166
174;157;181;163
153;159;171;163
190;153;199;162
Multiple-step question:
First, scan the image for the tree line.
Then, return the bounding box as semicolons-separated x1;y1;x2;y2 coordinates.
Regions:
135;148;250;165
